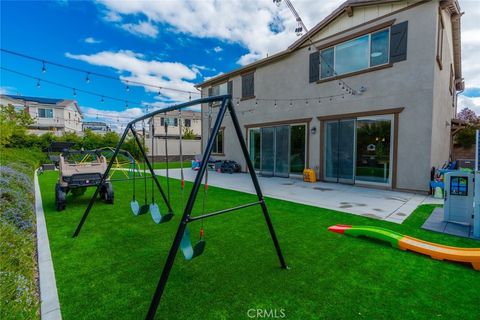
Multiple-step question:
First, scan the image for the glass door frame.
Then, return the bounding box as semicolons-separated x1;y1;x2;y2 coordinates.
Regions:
354;114;394;187
248;123;308;177
323;119;356;184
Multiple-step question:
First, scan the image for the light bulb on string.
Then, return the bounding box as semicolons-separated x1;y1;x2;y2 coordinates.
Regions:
101;96;104;103
85;72;91;84
126;82;130;92
36;79;41;88
41;61;46;73
73;88;77;97
305;99;309;105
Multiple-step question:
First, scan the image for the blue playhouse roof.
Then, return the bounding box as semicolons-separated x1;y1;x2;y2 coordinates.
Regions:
3;94;64;105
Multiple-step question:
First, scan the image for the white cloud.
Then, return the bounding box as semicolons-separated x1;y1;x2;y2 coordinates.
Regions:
65;50;198;101
0;86;16;95
213;46;223;53
121;20;159;38
95;0;345;65
84;37;102;44
458;95;480;115
103;10;122;22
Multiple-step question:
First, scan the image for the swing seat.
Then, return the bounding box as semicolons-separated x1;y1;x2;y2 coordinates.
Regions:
180;228;206;261
139;204;150;215
150;203;174;224
130;200;140;215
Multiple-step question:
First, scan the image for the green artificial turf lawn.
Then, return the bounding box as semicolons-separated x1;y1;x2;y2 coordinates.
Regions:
39;171;480;320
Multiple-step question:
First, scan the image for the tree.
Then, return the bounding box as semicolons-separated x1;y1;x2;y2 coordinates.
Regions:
82;129;103;150
457;107;478;124
182;127;197;140
0;104;34;147
102;131;120;148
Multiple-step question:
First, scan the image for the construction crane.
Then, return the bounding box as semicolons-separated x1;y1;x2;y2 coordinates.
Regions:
273;0;309;36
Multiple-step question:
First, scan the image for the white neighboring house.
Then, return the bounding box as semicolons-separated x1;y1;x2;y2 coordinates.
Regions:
83;121;111;134
0;94;83;136
145;110;202;160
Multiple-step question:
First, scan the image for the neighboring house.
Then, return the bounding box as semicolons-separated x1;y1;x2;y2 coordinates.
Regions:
148;110;201;139
197;0;464;193
0;94;83;136
145;110;202;160
83;121;111;134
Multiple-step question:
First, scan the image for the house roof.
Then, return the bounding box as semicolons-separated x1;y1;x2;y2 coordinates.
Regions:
196;0;463;90
1;94;84;116
2;94;63;105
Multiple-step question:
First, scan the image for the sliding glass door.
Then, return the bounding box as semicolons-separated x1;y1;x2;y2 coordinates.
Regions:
249;129;261;170
324;115;393;186
324;119;355;183
274;125;290;178
260;127;275;176
355;115;392;184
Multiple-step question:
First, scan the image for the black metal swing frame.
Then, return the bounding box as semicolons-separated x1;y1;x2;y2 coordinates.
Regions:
72;94;288;319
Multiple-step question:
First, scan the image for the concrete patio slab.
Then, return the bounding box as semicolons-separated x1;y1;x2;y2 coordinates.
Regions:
155;169;440;224
422;207;479;239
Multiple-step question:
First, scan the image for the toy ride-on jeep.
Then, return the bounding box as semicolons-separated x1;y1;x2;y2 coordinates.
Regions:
55;149;114;211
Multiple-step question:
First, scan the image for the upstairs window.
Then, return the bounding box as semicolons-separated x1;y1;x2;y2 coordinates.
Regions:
209;81;232;106
320;28;390;79
241;72;255;99
38;108;53;118
184;119;191;127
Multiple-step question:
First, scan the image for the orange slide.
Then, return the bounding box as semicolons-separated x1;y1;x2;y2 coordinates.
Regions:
328;225;480;271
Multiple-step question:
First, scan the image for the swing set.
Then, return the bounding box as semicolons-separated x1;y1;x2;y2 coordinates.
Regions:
72;95;288;319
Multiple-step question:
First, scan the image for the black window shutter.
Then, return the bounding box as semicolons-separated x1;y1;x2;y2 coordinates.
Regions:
309;51;320;83
227;80;233;95
242;73;254;98
390;21;408;63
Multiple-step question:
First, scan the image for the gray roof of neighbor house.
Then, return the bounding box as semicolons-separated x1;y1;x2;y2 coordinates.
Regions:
196;0;463;90
2;94;63;104
1;94;83;116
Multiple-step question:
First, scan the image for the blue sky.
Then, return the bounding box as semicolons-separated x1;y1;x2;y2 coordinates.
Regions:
1;0;479;128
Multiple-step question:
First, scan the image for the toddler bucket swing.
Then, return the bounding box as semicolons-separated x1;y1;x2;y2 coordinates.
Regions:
150;120;174;224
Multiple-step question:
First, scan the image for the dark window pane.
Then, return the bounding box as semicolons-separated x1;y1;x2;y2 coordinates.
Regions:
249;129;261;170
290;125;306;173
242;73;254;98
371;29;389;66
184;119;191;127
320;48;334;78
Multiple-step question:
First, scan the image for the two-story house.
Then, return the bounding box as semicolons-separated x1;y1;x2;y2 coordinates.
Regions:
148;110;202;139
196;0;463;193
145;110;202;160
0;94;83;135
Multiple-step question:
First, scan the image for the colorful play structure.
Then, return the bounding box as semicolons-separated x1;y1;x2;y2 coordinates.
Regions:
328;225;480;271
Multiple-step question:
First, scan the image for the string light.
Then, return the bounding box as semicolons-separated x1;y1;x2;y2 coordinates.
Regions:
1;48;200;96
36;79;41;88
101;96;104;103
85;72;91;84
126;82;130;92
73;88;77;97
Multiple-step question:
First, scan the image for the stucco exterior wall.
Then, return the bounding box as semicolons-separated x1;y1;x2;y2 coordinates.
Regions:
201;0;453;192
430;7;457;169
